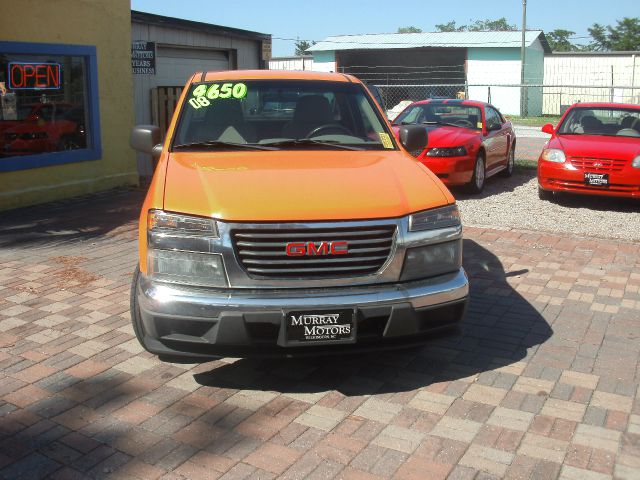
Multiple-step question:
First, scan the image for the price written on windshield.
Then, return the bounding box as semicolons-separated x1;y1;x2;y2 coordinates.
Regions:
189;82;248;109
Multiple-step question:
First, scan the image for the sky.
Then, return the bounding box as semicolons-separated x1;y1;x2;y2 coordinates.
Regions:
131;0;640;56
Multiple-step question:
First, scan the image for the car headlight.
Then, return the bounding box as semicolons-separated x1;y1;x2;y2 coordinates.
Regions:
146;210;227;287
541;148;566;163
148;210;217;235
632;155;640;168
400;240;462;281
426;146;467;157
409;205;461;232
148;250;227;287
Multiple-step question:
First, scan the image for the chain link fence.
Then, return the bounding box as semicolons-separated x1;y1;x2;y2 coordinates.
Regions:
375;83;640;120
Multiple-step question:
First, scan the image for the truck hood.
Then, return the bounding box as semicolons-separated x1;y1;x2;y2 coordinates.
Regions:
163;150;452;222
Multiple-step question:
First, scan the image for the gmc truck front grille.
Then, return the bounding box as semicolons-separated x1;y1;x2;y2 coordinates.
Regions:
231;224;396;278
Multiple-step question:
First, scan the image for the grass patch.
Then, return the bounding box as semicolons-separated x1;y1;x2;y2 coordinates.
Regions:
506;115;561;127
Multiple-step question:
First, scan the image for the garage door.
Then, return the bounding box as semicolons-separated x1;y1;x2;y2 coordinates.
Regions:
155;47;230;86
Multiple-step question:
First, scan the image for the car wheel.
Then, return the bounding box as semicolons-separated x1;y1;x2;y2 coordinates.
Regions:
500;145;515;177
467;152;486;194
538;186;554;201
129;266;149;350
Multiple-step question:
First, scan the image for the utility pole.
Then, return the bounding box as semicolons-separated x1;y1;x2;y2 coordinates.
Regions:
520;0;528;116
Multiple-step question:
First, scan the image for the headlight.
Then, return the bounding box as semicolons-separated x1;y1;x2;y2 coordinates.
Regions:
409;205;460;232
400;240;462;281
632;156;640;168
426;146;467;157
146;210;226;287
148;250;227;287
541;148;566;163
148;210;217;235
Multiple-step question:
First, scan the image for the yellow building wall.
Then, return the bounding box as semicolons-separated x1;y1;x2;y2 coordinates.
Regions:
0;0;138;211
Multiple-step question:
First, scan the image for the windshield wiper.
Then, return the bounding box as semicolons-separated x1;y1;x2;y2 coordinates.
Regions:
421;121;465;128
263;139;364;151
173;141;277;151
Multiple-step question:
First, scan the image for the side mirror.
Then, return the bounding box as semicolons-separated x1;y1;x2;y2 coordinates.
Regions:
399;125;428;152
541;123;555;135
130;125;162;158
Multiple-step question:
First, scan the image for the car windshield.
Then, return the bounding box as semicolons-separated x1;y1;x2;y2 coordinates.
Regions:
393;104;483;130
172;79;396;151
557;107;640;137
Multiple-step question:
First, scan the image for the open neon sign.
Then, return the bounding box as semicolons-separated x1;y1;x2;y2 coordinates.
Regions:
8;62;62;90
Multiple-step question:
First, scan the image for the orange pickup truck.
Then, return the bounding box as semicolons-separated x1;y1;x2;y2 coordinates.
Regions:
130;70;468;360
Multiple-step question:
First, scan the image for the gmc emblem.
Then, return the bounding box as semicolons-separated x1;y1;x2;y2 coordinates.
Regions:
286;241;349;256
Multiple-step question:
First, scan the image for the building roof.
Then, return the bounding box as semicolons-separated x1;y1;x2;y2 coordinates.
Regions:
308;30;551;53
131;10;270;42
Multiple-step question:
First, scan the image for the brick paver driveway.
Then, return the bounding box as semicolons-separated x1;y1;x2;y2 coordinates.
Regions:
1;189;639;480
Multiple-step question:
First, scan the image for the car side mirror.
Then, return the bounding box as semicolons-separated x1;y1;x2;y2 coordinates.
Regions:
130;125;162;158
399;125;428;152
541;123;555;135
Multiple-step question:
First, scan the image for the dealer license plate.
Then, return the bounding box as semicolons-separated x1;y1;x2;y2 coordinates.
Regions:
284;309;355;345
584;172;609;187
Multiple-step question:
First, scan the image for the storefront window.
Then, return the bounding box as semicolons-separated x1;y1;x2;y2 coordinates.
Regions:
0;42;100;171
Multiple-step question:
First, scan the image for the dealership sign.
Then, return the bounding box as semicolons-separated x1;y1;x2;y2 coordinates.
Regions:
132;41;156;75
7;62;62;90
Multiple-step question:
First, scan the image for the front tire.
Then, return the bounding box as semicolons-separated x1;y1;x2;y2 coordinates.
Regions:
467;152;486;194
500;145;515;177
129;266;148;350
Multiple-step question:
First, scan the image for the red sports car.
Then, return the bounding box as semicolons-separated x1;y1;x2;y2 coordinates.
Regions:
1;103;86;157
391;99;516;193
538;102;640;200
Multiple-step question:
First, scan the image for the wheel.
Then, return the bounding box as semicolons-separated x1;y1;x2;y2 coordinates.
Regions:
305;124;353;138
467;152;486;194
500;144;515;177
538;186;554;201
129;266;149;350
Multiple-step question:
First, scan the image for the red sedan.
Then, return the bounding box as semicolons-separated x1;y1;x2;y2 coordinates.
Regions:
538;102;640;200
391;99;516;193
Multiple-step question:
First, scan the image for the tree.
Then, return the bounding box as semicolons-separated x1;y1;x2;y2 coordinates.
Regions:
435;17;516;32
587;17;640;51
435;21;465;32
468;17;517;31
547;29;578;52
397;26;422;33
294;40;315;56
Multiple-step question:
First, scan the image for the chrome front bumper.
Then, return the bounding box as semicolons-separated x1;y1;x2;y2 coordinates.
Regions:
134;268;469;358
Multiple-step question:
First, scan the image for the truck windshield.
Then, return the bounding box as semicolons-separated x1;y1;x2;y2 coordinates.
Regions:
172;80;397;151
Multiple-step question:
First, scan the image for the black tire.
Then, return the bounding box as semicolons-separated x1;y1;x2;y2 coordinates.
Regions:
129;266;148;350
467;152;486;194
538;186;554;201
500;144;515;177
